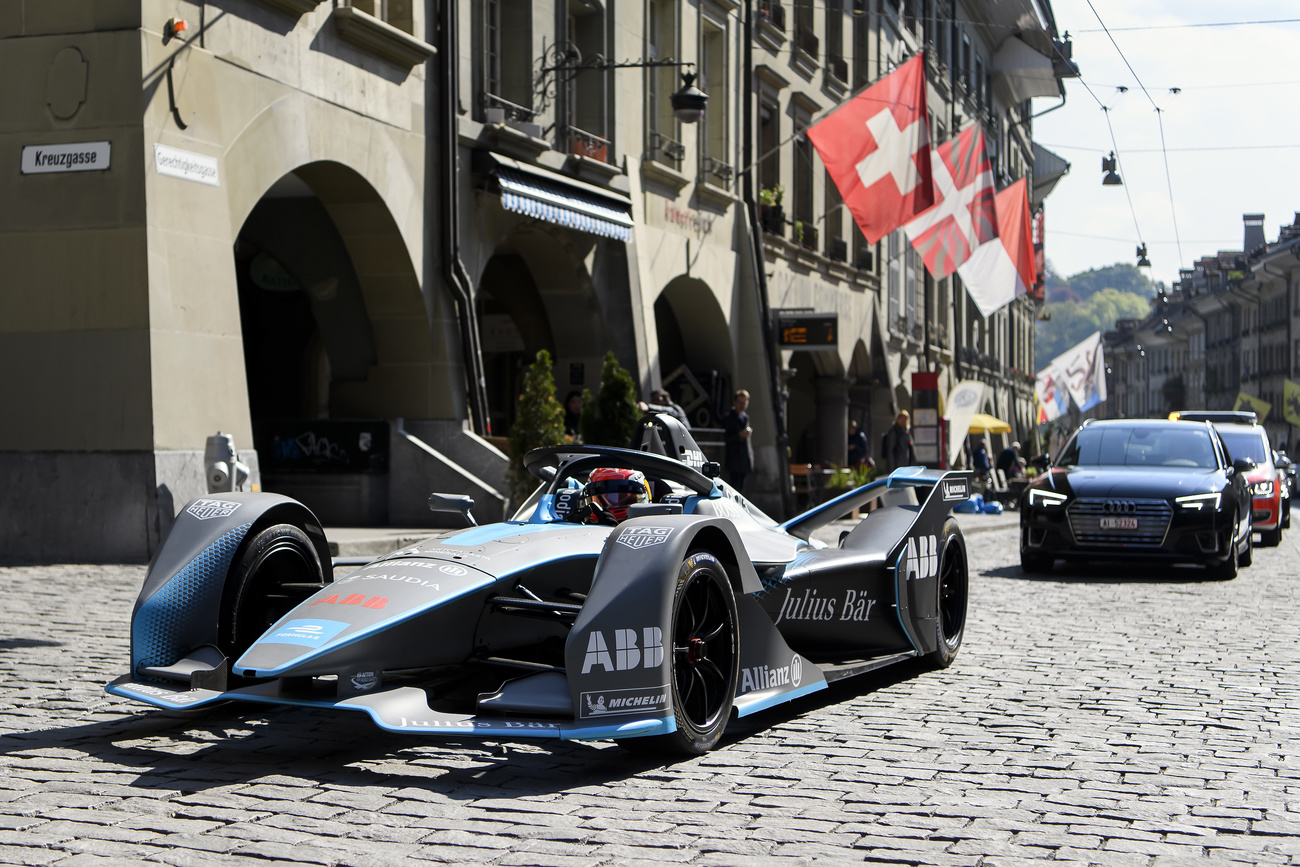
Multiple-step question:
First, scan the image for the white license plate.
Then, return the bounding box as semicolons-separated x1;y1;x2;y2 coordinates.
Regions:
1099;517;1139;530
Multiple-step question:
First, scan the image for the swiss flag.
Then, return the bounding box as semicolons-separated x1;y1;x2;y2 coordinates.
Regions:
956;178;1035;318
903;125;997;279
806;54;933;245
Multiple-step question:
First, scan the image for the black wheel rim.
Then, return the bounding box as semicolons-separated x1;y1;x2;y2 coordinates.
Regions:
231;538;323;652
672;567;735;732
938;539;967;646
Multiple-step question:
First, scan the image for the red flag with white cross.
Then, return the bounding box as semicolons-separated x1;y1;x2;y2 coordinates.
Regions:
806;54;933;245
903;124;997;279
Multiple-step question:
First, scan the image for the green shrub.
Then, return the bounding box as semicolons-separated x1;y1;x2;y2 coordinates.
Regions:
579;351;640;448
507;350;566;504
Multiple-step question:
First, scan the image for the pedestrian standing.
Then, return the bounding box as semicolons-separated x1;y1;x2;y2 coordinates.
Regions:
997;441;1021;477
563;391;583;440
881;411;916;473
847;420;868;467
723;389;754;493
972;437;991;481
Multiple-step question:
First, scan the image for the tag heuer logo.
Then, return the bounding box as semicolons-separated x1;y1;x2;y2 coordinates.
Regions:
616;527;672;549
186;499;242;521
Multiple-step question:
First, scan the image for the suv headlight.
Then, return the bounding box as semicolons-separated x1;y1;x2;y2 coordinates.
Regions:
1252;480;1275;497
1175;492;1221;511
1027;489;1068;508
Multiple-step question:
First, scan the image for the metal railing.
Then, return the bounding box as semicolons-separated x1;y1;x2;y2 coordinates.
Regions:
702;156;734;185
481;92;536;124
567;125;610;163
647;131;685;164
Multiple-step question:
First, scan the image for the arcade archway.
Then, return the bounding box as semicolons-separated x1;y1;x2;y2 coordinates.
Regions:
654;276;735;428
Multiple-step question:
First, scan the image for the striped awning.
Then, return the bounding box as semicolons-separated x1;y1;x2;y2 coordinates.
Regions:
479;152;634;242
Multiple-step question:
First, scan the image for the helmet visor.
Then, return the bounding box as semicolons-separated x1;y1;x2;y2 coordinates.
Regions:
589;479;647;511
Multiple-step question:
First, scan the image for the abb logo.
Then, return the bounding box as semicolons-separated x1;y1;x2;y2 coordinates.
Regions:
581;627;664;673
310;593;388;609
901;534;939;581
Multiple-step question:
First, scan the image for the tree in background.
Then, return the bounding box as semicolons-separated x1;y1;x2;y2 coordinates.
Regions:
1035;261;1159;367
507;350;566;504
579;351;640;447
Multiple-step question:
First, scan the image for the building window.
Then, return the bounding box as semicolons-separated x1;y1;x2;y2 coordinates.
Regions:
826;0;844;80
647;0;679;164
793;117;814;242
852;3;870;88
889;231;902;329
478;0;532;116
825;171;843;253
699;15;728;180
565;0;607;152
905;243;919;333
351;0;413;33
759;100;780;197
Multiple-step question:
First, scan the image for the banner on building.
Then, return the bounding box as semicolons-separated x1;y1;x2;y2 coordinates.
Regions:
903;125;996;279
1284;380;1300;427
1034;331;1106;421
1234;391;1272;423
943;379;987;466
806;54;933;244
1034;363;1070;423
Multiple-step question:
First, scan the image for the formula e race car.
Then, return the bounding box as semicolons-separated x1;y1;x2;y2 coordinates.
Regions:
108;415;972;755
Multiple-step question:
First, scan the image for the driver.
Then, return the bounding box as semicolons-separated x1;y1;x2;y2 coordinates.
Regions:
585;467;651;523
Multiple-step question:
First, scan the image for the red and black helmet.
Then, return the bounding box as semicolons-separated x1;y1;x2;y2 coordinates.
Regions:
586;467;651;522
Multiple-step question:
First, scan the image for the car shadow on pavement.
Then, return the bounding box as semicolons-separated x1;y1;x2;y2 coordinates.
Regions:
980;562;1230;584
0;662;930;799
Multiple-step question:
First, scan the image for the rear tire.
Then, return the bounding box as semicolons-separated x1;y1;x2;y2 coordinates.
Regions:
220;524;328;661
928;519;968;669
621;553;738;756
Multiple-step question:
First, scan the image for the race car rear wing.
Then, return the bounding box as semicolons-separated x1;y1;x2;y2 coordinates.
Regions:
779;467;971;540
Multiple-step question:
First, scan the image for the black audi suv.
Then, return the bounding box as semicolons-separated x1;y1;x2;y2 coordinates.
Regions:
1020;418;1254;579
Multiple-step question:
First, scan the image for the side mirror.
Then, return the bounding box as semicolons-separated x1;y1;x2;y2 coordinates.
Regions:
1232;458;1256;475
428;492;477;526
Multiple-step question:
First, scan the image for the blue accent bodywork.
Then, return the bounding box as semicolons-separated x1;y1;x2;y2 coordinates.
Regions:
132;523;252;672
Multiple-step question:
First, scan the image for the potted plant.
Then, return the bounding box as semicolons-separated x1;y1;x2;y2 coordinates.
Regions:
826;462;877;518
759;185;785;236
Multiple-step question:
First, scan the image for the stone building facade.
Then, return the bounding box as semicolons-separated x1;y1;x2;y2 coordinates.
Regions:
2;0;1071;561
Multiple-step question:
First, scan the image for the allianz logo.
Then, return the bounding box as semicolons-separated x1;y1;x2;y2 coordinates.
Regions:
740;655;803;693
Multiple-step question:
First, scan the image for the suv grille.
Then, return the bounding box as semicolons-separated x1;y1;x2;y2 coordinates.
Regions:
1067;498;1172;546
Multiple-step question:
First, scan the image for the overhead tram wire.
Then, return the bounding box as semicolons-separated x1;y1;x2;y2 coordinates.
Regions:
1041;143;1300;153
1072;72;1145;257
1086;0;1183;265
1074;18;1300;33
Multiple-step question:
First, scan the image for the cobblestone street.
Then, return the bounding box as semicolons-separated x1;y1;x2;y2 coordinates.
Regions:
1;525;1297;866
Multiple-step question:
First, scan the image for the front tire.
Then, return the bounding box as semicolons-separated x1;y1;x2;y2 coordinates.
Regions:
928;519;968;669
1260;526;1282;548
1238;528;1253;568
623;553;738;756
220;524;328;661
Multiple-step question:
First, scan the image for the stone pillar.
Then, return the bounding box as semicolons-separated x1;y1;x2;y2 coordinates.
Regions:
814;376;850;467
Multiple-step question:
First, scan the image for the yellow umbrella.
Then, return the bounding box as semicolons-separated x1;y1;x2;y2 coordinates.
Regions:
967;412;1012;434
